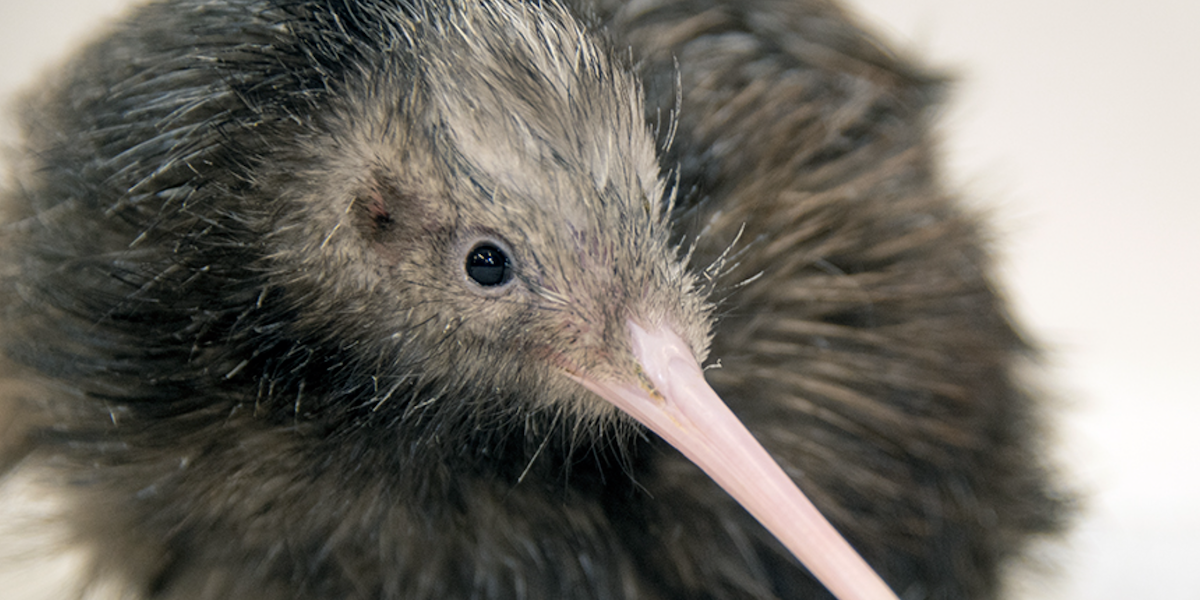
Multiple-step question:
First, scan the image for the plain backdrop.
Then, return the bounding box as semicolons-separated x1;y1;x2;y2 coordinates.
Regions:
1;1;1197;599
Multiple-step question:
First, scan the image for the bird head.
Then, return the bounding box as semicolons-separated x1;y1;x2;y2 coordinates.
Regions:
252;3;897;599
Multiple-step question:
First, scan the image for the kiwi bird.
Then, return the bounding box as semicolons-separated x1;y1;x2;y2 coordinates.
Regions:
0;0;1067;599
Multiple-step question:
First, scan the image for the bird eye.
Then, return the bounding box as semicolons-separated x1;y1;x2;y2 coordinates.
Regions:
465;243;512;287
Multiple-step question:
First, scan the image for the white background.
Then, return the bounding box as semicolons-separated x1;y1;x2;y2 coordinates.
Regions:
2;1;1197;598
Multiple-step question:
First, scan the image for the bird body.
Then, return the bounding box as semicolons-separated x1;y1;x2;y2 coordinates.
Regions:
0;1;1067;599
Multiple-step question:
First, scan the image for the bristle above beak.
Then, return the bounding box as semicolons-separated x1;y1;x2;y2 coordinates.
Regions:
573;321;900;600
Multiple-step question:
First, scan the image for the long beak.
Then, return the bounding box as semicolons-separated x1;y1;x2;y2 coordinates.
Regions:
573;320;900;600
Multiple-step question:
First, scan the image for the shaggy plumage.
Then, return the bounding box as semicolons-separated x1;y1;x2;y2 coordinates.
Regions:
0;0;1067;599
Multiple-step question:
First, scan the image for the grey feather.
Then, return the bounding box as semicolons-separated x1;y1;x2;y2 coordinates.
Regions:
0;1;1069;599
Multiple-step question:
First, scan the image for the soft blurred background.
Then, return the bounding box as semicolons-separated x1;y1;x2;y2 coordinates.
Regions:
1;1;1197;598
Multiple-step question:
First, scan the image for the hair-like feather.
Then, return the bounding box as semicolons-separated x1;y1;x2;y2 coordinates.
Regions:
0;1;1068;599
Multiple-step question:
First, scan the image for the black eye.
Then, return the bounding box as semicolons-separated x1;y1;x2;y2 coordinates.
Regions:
465;243;512;287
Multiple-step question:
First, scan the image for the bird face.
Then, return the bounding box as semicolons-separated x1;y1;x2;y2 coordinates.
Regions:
267;1;706;424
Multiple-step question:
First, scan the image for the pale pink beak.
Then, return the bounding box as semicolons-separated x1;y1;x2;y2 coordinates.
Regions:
574;320;900;600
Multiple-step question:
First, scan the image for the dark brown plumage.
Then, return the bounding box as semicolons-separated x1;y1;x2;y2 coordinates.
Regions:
0;1;1068;599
